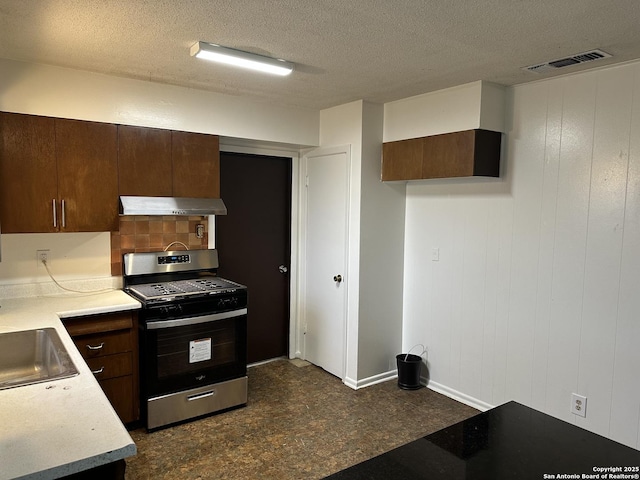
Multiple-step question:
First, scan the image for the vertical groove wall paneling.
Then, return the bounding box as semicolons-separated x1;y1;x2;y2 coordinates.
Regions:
530;81;563;412
504;82;548;406
576;67;634;437
402;60;640;448
543;74;596;423
609;64;640;450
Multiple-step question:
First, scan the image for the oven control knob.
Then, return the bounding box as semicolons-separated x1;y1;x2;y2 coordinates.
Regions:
217;297;240;308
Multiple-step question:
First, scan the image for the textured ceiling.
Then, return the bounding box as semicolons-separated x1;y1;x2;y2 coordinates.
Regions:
1;0;639;110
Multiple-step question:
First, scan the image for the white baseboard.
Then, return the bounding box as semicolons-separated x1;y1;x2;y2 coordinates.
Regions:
344;370;398;390
426;379;494;412
285;359;493;413
342;371;494;416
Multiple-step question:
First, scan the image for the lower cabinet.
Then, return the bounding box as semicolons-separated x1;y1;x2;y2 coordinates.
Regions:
63;311;139;424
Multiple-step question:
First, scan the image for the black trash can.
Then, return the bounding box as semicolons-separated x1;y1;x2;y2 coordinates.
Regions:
396;353;422;390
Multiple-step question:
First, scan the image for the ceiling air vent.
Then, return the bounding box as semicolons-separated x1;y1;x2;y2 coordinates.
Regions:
523;49;612;74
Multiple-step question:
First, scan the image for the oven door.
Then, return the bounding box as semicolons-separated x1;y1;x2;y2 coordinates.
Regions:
141;308;247;398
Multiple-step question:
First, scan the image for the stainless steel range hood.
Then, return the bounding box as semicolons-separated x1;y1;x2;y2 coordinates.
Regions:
119;196;227;216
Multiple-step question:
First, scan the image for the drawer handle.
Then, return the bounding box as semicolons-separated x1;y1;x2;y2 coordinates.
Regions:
187;390;215;401
91;366;105;375
86;342;105;350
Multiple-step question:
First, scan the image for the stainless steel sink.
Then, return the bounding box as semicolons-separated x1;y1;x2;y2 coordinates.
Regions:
0;328;79;390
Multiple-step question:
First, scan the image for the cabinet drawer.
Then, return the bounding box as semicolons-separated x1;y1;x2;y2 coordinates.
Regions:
64;311;133;336
86;352;132;380
73;329;132;358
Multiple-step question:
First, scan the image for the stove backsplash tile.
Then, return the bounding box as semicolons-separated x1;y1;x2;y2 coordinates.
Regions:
111;216;208;275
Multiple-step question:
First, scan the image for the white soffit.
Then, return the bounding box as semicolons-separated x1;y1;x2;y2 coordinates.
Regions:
383;82;506;142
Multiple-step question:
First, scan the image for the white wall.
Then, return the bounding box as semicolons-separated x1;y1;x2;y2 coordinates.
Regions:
3;57;639;449
0;58;319;146
383;80;506;142
0;233;112;287
317;100;405;386
357;101;405;380
318;101;364;385
402;60;640;449
0;58;319;287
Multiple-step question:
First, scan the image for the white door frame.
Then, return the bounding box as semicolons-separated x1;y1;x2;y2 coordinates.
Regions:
298;145;351;379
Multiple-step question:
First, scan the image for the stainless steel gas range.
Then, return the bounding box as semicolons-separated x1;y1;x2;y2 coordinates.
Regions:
123;249;247;431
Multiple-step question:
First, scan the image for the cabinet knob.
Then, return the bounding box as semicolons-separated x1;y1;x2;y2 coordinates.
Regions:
278;265;288;274
333;274;343;283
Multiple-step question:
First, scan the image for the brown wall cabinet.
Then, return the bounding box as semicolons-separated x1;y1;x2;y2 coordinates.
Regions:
117;125;173;197
381;129;502;181
63;311;140;425
0;112;119;233
1;112;221;234
118;125;220;199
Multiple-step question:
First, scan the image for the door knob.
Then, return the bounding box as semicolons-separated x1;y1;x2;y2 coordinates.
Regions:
278;265;288;274
333;274;342;283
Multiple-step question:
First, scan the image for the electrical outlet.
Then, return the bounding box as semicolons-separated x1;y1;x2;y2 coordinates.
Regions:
36;249;50;268
571;393;587;417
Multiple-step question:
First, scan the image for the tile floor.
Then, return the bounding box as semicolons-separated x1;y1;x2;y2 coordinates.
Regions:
125;359;478;479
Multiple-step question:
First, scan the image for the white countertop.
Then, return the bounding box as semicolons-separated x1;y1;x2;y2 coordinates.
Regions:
0;290;141;480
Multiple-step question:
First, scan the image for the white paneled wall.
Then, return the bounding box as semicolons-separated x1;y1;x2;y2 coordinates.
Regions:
403;60;640;449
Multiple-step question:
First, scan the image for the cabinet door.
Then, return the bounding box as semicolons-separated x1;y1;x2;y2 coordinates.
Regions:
0;113;58;233
118;125;172;196
421;130;475;178
55;118;119;231
382;130;501;181
171;131;220;198
100;376;136;424
381;137;423;181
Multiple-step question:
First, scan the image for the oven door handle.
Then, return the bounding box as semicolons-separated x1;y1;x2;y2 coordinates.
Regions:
146;308;247;330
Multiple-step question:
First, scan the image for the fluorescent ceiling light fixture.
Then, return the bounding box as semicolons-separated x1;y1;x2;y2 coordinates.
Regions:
190;42;294;76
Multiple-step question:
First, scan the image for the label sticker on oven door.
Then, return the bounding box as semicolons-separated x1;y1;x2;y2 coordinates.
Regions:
189;338;212;363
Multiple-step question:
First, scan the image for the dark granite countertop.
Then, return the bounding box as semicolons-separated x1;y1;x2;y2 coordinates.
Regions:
325;401;640;480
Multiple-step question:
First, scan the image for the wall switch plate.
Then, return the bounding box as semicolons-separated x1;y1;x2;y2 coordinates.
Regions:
571;393;587;417
431;247;440;261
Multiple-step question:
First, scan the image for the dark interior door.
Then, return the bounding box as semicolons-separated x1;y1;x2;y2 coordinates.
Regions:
216;152;292;364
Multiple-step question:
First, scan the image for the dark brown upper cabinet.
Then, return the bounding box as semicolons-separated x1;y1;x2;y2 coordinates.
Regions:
0;112;119;233
381;129;502;181
1;112;221;234
0;113;58;233
118;126;220;199
171;130;220;198
117;125;172;197
55;118;119;232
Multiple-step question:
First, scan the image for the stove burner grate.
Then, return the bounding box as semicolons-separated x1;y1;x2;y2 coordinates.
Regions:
127;277;243;301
